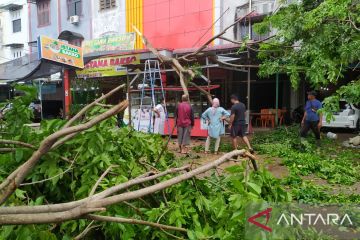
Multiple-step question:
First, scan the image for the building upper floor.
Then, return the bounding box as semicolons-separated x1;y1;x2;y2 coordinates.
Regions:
0;0;30;46
0;0;280;65
29;0;92;44
0;0;30;63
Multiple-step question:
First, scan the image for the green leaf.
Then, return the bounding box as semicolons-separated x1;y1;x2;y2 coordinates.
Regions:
247;182;262;195
15;189;26;200
187;230;197;240
15;149;24;162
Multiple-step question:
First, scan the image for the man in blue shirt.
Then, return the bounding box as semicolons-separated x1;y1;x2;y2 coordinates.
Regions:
300;91;322;145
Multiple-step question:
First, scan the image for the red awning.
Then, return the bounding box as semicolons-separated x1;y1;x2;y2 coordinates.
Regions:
130;85;220;92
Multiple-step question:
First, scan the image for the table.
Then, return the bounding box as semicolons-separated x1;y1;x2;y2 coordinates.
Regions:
249;113;276;133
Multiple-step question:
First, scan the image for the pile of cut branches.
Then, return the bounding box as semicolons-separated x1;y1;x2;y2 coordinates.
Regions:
0;85;288;239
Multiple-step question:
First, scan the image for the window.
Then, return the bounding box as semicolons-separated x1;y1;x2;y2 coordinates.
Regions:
12;19;21;33
68;0;82;17
236;22;270;41
100;0;116;11
13;50;22;59
37;0;50;27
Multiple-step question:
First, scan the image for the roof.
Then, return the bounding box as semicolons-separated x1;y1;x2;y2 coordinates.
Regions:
0;53;62;83
0;3;22;11
58;31;84;42
173;43;241;55
83;43;245;64
130;85;220;92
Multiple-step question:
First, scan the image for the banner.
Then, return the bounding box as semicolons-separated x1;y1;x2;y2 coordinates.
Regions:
76;54;140;78
83;33;136;54
37;36;84;68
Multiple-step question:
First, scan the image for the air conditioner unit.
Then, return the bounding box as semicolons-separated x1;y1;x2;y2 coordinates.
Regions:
69;15;79;24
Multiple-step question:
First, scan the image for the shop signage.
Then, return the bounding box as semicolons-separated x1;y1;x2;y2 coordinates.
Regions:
83;33;136;54
37;35;84;68
76;54;140;78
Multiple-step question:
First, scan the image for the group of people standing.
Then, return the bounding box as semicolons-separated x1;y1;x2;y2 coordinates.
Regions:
173;94;254;154
153;90;323;155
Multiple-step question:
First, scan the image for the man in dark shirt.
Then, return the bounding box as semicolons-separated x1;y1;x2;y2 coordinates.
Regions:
229;95;254;153
175;94;194;154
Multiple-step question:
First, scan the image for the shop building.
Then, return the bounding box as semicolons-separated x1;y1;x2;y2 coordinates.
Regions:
0;0;306;128
0;0;31;63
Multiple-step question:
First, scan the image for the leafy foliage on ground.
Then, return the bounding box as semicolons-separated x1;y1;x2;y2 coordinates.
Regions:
2;88;359;239
0;87;291;240
253;126;360;202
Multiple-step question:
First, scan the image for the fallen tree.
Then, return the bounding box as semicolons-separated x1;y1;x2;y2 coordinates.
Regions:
133;11;264;104
0;149;253;225
0;13;282;239
0;85;276;239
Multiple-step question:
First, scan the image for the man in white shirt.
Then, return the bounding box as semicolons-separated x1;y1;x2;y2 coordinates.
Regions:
153;98;166;134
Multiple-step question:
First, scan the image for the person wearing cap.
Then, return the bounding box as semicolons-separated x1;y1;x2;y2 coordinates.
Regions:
201;98;230;154
300;91;323;146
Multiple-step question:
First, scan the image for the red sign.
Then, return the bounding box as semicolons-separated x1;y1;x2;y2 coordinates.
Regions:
248;208;273;232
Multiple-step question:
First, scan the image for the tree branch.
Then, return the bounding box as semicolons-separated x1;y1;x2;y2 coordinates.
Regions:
89;165;115;198
86;214;187;232
0;165;190;214
0;151;255;226
188;82;213;104
74;220;97;240
179;12;254;61
20;149;81;186
88;150;247;208
0;100;128;204
63;84;125;128
0;148;15;153
0;140;36;149
133;26;192;96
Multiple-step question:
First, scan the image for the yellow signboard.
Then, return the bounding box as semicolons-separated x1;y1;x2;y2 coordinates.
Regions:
76;54;140;78
83;33;136;54
37;35;84;68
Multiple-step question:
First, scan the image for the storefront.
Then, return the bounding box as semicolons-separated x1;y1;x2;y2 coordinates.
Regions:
0;34;84;121
129;84;220;137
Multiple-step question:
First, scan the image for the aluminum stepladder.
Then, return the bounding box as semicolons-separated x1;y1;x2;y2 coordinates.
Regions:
137;60;170;134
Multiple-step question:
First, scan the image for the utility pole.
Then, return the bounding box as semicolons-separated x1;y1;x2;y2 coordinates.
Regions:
275;73;279;125
247;0;252;133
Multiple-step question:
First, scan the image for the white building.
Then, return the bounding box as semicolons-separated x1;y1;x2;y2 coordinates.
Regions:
91;0;126;39
0;0;30;63
0;11;5;64
219;0;278;43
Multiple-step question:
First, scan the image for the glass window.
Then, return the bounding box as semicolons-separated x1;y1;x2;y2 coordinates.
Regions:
37;1;50;27
100;0;116;11
68;0;82;17
12;19;21;33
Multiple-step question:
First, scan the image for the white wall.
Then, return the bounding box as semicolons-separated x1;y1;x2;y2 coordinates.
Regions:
91;0;126;38
0;12;5;64
0;0;30;62
220;0;276;42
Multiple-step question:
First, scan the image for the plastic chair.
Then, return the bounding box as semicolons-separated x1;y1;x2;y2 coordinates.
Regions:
255;109;270;127
267;109;276;128
279;110;284;125
278;109;286;125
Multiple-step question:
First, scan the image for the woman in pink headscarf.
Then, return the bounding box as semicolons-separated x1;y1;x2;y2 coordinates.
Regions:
201;98;230;154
